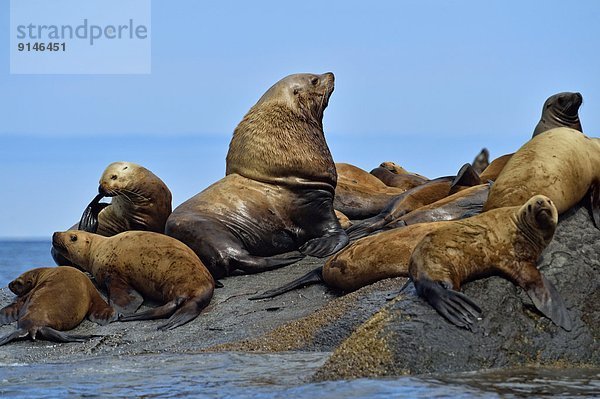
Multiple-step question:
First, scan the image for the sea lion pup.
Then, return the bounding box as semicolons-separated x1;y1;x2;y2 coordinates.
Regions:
410;195;572;331
369;166;428;191
52;231;215;330
250;221;445;300
0;267;115;345
483;128;600;228
166;73;348;279
52;162;172;265
347;163;481;240
334;163;407;219
532;92;583;137
471;148;490;174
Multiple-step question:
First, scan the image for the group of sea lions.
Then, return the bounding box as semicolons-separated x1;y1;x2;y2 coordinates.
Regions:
1;73;597;345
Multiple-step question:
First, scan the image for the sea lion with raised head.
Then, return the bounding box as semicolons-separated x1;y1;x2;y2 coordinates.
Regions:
369;166;428;191
532;92;583;137
410;195;571;331
52;230;215;330
166;73;348;279
471;148;490;174
483;128;600;228
0;266;115;345
52;162;172;265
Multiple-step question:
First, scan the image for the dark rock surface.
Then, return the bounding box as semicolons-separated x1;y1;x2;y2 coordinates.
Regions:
1;204;597;383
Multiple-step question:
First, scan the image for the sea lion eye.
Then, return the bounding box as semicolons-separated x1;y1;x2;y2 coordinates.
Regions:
111;174;118;180
311;77;319;86
70;235;78;242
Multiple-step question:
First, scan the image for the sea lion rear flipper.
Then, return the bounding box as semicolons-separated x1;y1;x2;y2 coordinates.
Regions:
525;274;572;331
119;299;179;323
78;193;107;233
105;275;144;317
589;183;600;229
300;232;349;258
249;266;324;300
0;329;30;346
450;163;481;193
414;279;482;330
38;327;95;343
157;292;212;331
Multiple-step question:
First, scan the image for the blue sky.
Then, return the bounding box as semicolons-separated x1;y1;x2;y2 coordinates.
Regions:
1;0;599;238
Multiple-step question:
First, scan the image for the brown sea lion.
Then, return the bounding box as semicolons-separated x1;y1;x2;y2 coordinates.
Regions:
483;128;600;228
52;230;215;330
383;183;491;229
532;92;583;137
166;73;348;279
369;166;428;191
52;162;172;265
379;161;429;180
410;195;571;331
347;164;481;240
250;221;445;300
0;266;115;345
471;148;490;174
334;163;407;219
478;92;583;183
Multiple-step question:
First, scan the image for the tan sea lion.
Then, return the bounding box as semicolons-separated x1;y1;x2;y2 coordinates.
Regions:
483;128;600;228
379;161;429;180
165;73;348;279
410;195;571;331
479;153;513;182
334;163;407;219
369;166;428;191
347;164;481;239
52;162;172;265
0;266;115;345
250;221;444;299
52;230;215;330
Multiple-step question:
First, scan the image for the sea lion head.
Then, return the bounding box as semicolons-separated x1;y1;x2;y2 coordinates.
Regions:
8;267;48;296
379;161;406;174
99;161;147;197
256;72;335;121
518;195;558;243
533;92;583;136
52;231;95;268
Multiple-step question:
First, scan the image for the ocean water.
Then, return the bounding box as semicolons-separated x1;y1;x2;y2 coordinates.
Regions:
0;241;598;399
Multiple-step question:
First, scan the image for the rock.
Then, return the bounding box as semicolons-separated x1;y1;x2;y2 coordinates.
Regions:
313;203;600;380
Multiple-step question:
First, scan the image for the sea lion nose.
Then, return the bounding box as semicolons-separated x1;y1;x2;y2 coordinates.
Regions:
536;199;544;206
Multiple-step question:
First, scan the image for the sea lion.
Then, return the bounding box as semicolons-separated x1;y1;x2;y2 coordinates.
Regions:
334;163;407;219
483;128;600;228
471;148;490;174
379;161;429;180
166;73;348;279
410;195;572;331
479;153;513;182
0;266;115;345
532;92;583;137
347;164;481;240
52;230;215;330
250;221;445;299
335;210;353;230
383;183;491;229
52;162;172;265
369;166;428;191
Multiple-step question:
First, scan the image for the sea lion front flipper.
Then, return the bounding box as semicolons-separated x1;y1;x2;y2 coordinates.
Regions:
38;327;95;343
589;182;600;229
300;231;349;258
105;275;144;317
0;329;29;346
0;301;23;325
249;266;324;300
346;216;387;240
414;279;482;330
525;274;572;331
78;193;108;233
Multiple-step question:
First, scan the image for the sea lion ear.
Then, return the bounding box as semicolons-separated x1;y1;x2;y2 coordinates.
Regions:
525;273;572;331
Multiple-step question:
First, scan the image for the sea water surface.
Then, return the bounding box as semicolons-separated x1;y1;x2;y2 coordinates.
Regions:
0;240;598;398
